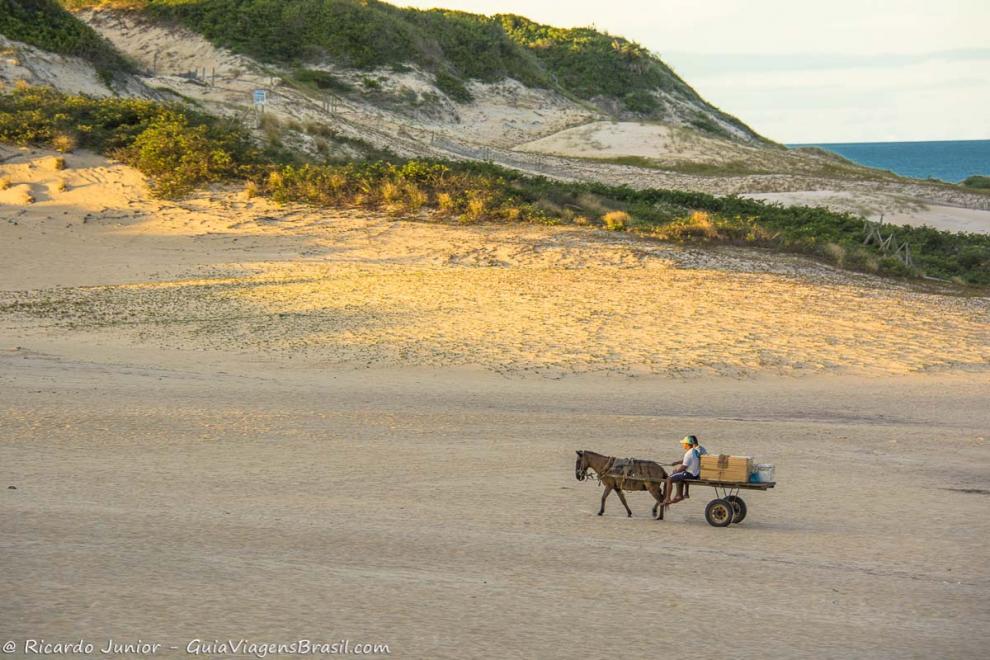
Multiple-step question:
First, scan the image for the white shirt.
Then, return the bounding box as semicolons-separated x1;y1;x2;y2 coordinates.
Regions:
682;448;700;477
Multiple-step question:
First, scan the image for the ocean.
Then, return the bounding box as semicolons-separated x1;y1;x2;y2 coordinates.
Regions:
787;139;990;183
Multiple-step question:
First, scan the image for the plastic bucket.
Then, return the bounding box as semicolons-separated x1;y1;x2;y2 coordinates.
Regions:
752;464;775;483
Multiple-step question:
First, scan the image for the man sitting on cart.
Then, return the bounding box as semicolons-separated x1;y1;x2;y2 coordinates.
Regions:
661;435;703;506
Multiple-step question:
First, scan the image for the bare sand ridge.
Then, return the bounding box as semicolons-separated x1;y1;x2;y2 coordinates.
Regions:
2;149;989;657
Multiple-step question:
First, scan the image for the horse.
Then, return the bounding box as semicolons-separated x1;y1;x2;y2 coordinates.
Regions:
575;450;668;519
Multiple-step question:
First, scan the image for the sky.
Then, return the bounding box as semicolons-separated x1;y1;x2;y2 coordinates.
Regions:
398;0;990;143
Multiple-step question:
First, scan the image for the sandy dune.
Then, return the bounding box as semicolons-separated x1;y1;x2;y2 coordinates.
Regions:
5;8;985;239
515;120;766;165
3;148;988;377
2;148;989;658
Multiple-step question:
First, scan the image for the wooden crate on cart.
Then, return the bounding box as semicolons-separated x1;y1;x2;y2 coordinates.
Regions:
700;454;752;482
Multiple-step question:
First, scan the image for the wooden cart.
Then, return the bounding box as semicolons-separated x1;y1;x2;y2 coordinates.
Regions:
685;479;776;527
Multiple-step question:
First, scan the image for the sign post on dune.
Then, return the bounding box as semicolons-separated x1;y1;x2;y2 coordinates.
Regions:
253;89;268;108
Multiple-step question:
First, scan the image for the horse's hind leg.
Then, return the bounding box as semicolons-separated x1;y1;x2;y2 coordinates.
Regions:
598;484;613;516
615;489;632;517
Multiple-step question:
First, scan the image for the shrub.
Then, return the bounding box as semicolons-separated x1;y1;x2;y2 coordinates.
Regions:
958;246;988;269
0;85;259;197
962;175;990;189
304;121;336;138
360;76;382;91
879;256;913;277
434;71;472;103
576;192;609;215
845;247;880;273
823;242;846;266
534;198;564;217
120;112;242;197
461;193;488;223
436;191;456;215
623;90;658;113
652;211;717;240
501;206;522;221
51;132;78;153
259;113;281;141
602;210;629;231
293;68;353;93
380;180;402;205
404;183;428;212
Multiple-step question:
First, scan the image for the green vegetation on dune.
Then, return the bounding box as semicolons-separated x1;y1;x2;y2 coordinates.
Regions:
496;16;681;112
0;0;134;82
4;86;988;285
66;0;547;101
0;85;255;195
962;175;990;190
60;0;757;136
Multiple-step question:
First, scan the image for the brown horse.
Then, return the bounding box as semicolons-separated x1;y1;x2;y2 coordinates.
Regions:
575;450;668;519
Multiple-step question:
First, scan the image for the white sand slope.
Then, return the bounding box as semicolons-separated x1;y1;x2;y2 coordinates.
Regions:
0;35;113;96
747;190;990;235
515;120;736;164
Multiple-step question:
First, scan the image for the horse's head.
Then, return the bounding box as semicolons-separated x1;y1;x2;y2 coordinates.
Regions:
575;450;589;481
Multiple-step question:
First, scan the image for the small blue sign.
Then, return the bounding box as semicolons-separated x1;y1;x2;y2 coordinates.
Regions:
253;89;268;105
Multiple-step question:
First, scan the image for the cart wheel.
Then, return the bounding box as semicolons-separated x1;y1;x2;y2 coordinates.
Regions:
725;495;747;524
705;498;734;527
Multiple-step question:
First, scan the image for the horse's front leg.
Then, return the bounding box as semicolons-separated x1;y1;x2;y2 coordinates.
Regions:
598;484;614;516
648;483;663;518
615;488;632;517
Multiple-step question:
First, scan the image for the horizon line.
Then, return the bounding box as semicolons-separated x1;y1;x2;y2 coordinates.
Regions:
787;137;990;145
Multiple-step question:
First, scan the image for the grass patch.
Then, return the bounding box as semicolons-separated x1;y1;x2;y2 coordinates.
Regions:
434;70;471;103
584;156;763;177
292;68;353;93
